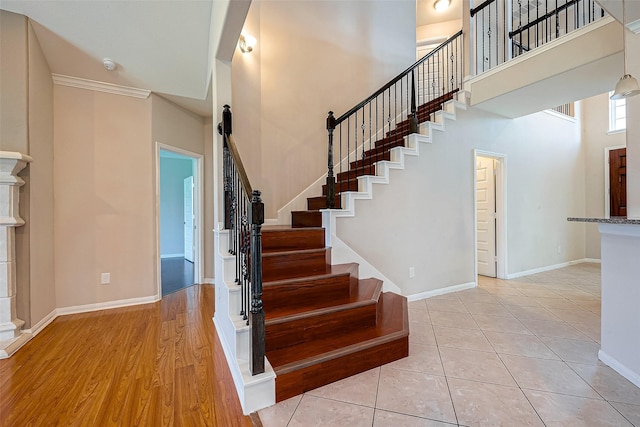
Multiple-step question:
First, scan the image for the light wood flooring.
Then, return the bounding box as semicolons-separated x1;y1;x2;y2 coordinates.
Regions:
0;284;252;426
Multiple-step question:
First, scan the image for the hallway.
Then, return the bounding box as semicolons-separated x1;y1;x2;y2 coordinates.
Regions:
258;263;640;426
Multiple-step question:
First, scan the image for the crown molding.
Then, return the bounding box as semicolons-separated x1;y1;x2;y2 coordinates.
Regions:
51;74;151;99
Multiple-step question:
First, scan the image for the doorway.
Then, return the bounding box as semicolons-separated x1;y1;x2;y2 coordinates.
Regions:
157;145;203;297
605;146;627;218
474;151;506;279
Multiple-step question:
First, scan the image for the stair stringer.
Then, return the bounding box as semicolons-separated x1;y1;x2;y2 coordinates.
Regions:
212;228;276;415
321;93;469;296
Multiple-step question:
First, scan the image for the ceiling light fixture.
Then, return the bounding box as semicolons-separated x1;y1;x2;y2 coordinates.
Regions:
103;58;117;71
611;0;640;100
434;0;451;12
239;34;256;54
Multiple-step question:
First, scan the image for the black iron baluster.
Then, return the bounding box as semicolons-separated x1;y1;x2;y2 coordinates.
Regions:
326;111;336;209
409;70;418;134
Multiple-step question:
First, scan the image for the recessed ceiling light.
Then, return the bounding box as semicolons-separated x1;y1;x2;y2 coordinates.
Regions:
434;0;451;12
103;58;117;71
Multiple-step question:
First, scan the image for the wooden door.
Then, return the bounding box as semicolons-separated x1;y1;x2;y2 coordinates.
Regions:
609;148;627;217
477;156;497;277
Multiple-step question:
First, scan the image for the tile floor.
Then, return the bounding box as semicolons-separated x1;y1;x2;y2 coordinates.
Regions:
257;263;640;426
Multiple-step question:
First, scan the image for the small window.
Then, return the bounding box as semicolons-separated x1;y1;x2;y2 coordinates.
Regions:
609;92;626;132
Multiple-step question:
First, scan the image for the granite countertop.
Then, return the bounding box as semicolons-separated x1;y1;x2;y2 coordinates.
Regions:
568;217;640;225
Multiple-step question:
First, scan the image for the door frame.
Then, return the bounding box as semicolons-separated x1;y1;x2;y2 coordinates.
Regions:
604;145;626;219
155;142;204;298
473;150;507;280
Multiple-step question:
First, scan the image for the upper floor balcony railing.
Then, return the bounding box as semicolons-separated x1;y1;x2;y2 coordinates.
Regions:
470;0;607;75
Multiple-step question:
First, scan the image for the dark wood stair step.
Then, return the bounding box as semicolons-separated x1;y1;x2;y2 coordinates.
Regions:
350;151;391;169
262;247;330;282
322;179;358;195
265;278;383;352
365;138;406;158
307;196;342;210
291;210;322;228
262;226;325;253
262;263;359;311
336;164;376;182
268;292;409;401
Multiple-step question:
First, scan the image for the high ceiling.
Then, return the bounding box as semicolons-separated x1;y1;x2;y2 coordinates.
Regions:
1;0;215;116
417;0;463;26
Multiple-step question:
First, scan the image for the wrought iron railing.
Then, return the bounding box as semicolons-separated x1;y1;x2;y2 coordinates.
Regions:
219;105;265;376
471;0;606;74
325;31;463;208
551;102;574;117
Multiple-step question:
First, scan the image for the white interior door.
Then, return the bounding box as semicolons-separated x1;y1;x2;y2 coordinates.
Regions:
477;156;497;277
184;176;194;263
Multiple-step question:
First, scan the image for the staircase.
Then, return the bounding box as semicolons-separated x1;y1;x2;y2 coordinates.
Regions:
291;89;459;227
261;226;408;401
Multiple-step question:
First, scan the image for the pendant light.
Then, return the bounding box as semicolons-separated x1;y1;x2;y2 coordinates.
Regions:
611;0;640;100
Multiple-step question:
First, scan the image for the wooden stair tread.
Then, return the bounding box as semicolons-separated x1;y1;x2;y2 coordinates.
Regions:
265;277;381;321
262;227;325;252
267;292;408;373
291;210;323;228
263;263;357;286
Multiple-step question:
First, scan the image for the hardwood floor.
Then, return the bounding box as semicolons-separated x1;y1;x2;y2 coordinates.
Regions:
161;257;195;295
0;285;252;427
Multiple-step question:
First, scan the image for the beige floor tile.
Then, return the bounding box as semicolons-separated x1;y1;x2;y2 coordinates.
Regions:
456;292;497;305
546;308;600;324
506;304;560;321
531;296;577;309
519;318;590;340
410;322;438;346
288;395;374;427
518;287;562;298
409;308;432;324
569;321;601;343
428;293;461;302
409;299;428;310
484;331;560;359
385;343;444;376
540;337;603;365
439;347;516;386
376;367;457;423
611;402;640;426
426;299;469;313
472;314;532;335
463;302;512;316
373;409;456;427
448;378;544;426
501;355;599;398
569;363;640;405
306;367;380;407
429;310;478;329
494;295;541;307
433;326;493;352
524;389;633;426
258;395;302;427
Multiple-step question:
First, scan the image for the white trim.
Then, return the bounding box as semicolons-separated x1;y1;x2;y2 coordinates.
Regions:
506;259;594;279
57;295;158;316
155;143;205;298
203;277;215;284
604;145;627;219
407;282;477;302
473;150;508;280
52;74;150;99
583;258;602;264
628;18;640;34
598;349;640;389
23;309;57;337
606;129;626;136
543;109;577;122
161;253;185;259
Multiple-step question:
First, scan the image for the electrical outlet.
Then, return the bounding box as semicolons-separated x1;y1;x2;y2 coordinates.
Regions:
409;267;415;278
101;272;110;284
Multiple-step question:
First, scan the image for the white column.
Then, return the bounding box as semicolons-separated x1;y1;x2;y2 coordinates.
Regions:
0;151;32;358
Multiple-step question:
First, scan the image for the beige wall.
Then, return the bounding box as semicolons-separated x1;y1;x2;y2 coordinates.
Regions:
417;19;462;42
204;120;215;280
232;0;417;218
582;93;626;259
54;86;154;308
337;107;585;296
27;21;55;327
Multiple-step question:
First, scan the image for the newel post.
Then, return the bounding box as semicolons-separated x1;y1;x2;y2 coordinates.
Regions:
249;190;265;375
409;71;418;134
326;111;336;209
220;105;233;230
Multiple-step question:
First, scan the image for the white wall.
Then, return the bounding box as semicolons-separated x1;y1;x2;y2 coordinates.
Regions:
160;157;193;257
232;0;417;218
625;30;640;219
337;106;585;296
582;93;626;259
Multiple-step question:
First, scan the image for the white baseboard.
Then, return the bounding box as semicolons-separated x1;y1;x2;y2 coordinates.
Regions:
506;258;599;279
407;281;477;302
23;309;57;337
203;277;215;284
161;253;184;259
581;258;602;264
598;349;640;388
57;295;159;316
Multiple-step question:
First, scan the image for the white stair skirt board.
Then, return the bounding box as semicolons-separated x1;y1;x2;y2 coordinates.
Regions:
213;228;276;414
